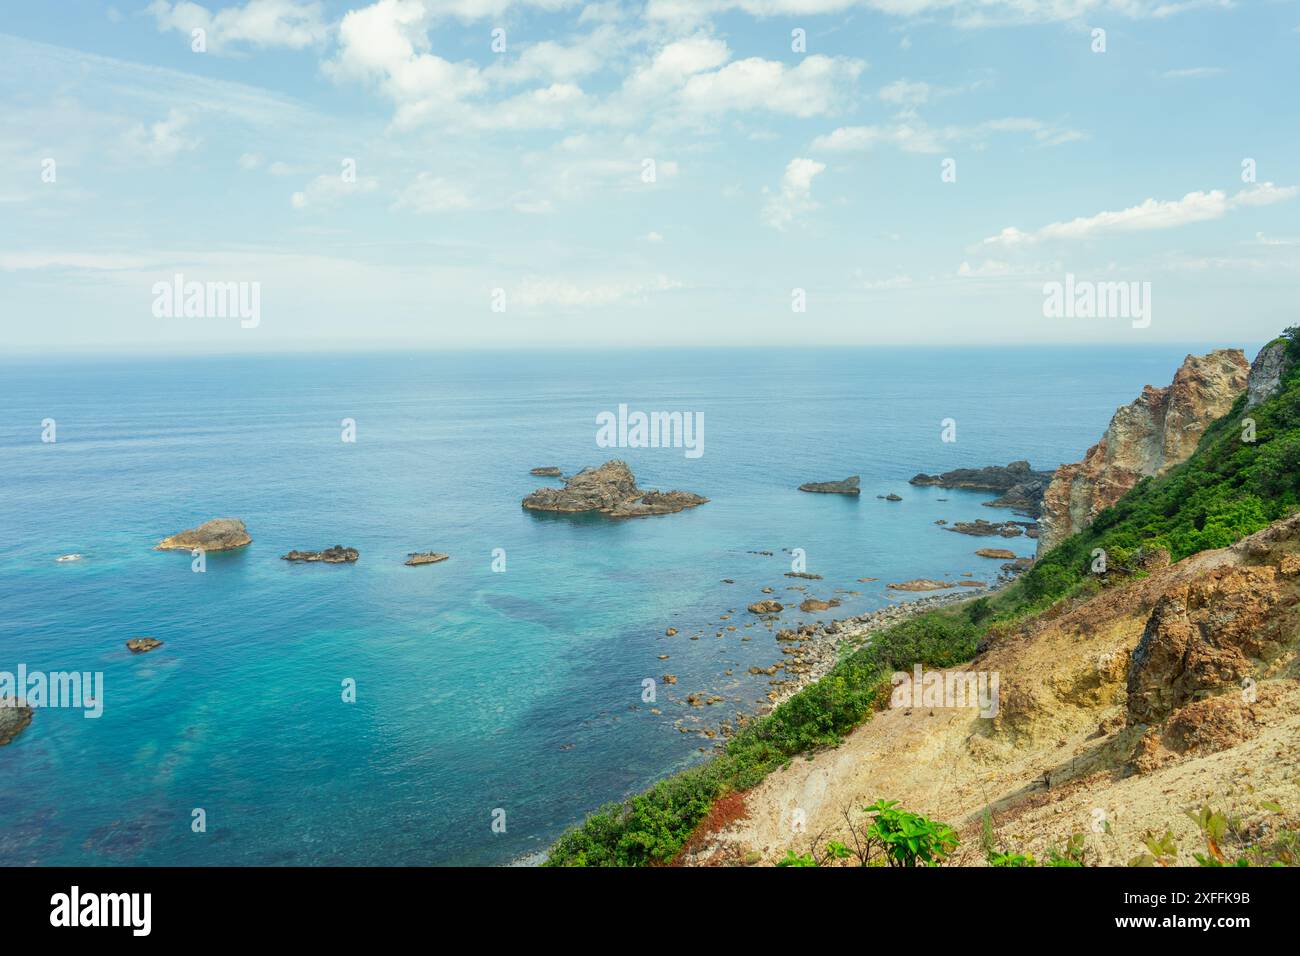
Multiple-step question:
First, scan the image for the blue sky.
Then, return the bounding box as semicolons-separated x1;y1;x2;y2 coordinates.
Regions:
2;0;1298;353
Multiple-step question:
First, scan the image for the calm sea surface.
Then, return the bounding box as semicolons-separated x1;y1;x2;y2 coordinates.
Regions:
0;345;1243;864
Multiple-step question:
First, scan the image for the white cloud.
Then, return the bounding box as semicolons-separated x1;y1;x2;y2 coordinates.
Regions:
645;0;1227;29
811;114;1085;155
395;173;475;213
862;274;913;289
122;109;198;163
879;79;933;106
679;54;865;117
980;182;1298;246
0;252;157;271
148;0;328;54
1161;66;1226;78
291;171;379;209
762;157;825;230
646;231;664;242
513;274;682;307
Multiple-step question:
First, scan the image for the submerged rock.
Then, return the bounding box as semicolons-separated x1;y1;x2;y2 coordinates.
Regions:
0;698;33;746
522;460;707;518
405;552;449;566
126;637;164;653
798;476;860;495
282;546;358;563
156;518;251;552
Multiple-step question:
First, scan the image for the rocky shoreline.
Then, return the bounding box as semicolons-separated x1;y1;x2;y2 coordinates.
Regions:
664;583;997;747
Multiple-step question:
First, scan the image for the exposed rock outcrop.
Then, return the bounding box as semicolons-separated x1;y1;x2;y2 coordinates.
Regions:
1245;338;1294;409
1126;564;1297;726
799;597;841;612
522;460;707;518
405;552;449;566
799;476;860;495
282;546;359;563
126;637;163;653
1038;349;1249;554
887;579;957;591
748;600;783;615
529;467;563;477
975;548;1017;559
156;518;251;552
0;698;33;746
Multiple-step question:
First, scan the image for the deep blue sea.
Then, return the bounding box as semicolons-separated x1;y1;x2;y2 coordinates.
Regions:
0;345;1242;865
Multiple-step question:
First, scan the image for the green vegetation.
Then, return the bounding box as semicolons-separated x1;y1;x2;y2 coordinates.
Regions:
1128;805;1300;868
547;333;1300;867
777;801;958;867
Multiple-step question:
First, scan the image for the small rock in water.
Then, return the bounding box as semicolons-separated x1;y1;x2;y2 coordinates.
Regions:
405;552;449;566
798;476;860;495
282;545;359;563
0;697;34;746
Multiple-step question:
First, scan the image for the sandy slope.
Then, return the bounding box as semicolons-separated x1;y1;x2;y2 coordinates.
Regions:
688;518;1300;866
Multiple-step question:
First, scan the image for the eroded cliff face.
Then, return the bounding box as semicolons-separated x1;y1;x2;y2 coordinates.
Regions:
1246;338;1294;410
1037;349;1249;554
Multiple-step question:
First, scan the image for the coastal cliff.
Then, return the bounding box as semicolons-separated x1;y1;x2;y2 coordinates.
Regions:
1037;349;1249;554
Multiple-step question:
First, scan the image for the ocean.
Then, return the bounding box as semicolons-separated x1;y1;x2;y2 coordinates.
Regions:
0;345;1237;865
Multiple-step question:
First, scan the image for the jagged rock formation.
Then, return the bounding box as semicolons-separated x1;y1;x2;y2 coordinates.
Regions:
747;600;783;615
156;518;251;552
1037;349;1249;554
1245;338;1294;409
522;460;707;518
126;637;163;653
0;698;33;746
529;467;563;477
799;476;860;495
282;546;359;563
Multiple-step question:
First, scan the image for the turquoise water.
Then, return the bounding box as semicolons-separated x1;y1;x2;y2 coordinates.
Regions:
0;346;1230;865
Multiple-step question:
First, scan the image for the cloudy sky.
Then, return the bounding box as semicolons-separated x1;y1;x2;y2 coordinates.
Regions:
3;0;1298;353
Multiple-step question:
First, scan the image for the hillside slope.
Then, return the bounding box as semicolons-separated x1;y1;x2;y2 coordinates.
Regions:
688;515;1300;866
